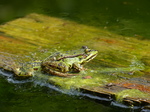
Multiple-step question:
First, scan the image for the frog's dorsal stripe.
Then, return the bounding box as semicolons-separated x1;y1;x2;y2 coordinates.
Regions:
57;54;84;61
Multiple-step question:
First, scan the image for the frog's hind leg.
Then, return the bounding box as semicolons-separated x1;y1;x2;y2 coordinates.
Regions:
13;67;33;77
45;69;80;77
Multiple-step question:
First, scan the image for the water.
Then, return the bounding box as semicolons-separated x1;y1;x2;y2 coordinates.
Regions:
0;0;150;39
0;70;147;112
0;0;150;111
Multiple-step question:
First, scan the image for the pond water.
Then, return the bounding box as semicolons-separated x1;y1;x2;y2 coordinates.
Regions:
0;0;150;112
0;70;141;112
0;0;150;39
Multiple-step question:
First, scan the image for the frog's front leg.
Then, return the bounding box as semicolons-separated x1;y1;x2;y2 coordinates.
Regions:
72;62;84;72
47;69;80;77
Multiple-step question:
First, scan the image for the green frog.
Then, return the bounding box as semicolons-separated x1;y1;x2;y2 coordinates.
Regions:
41;46;98;77
14;46;98;77
13;60;41;77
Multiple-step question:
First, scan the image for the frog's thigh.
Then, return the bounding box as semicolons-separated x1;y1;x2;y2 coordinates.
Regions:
58;62;69;72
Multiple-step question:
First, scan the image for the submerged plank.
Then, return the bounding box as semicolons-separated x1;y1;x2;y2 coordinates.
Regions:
0;13;150;108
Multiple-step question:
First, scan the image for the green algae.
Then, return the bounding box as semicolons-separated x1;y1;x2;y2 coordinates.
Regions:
0;13;148;73
33;56;145;90
49;72;108;90
0;13;150;105
116;89;150;102
0;13;148;82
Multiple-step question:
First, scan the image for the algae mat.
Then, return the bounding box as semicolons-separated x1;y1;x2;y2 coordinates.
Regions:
0;13;150;108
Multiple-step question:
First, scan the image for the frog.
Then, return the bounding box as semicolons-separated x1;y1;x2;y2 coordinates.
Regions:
13;60;41;77
41;46;98;77
13;46;98;77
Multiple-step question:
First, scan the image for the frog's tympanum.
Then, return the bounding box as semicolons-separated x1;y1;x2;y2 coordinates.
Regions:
14;46;98;77
41;46;98;77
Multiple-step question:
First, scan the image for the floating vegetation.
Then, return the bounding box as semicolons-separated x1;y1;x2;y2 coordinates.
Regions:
0;13;150;108
116;89;150;102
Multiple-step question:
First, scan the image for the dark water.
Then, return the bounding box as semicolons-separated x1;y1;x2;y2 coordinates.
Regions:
0;0;150;112
0;0;150;39
0;70;142;112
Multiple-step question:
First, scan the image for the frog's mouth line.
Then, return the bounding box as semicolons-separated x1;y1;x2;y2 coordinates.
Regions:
86;53;97;62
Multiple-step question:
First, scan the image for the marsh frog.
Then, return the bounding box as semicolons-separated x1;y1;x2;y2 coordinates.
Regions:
13;46;98;77
41;46;98;77
13;60;41;77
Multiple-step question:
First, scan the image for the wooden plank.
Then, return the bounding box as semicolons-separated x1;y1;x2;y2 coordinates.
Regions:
0;13;150;108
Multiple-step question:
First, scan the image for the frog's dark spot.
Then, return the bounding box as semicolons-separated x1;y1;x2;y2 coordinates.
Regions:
34;68;38;70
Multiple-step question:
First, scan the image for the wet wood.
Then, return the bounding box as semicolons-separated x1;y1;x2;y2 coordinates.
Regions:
0;13;150;109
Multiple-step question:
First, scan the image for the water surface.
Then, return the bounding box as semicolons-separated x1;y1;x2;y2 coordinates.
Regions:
0;70;140;112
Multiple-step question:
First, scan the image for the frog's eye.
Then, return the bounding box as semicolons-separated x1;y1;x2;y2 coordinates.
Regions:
82;46;88;49
85;49;91;53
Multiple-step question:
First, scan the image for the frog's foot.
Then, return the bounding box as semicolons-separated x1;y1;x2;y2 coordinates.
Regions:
44;69;80;77
13;68;33;77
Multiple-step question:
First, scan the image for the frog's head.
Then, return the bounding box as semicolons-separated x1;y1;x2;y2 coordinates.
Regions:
80;46;98;64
